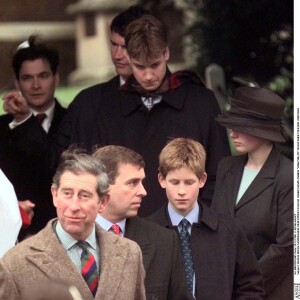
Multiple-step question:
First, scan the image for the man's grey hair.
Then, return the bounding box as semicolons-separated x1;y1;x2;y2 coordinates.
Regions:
52;147;109;198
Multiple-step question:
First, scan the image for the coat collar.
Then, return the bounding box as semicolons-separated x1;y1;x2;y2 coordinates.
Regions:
25;219;136;300
152;202;219;232
119;84;186;117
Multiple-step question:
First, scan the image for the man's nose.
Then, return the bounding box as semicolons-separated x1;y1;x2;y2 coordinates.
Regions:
115;46;125;59
138;183;147;197
69;196;81;210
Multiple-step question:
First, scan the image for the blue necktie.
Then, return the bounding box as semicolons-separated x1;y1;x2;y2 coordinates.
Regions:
179;218;194;294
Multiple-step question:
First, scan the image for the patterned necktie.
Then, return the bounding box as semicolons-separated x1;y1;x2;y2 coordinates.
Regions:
179;218;194;294
145;97;153;110
77;241;98;297
110;224;121;236
36;113;47;124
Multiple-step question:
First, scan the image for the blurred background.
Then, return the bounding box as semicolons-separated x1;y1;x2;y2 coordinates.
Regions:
0;0;293;156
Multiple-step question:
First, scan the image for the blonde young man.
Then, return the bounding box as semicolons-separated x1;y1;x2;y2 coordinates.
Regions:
0;148;145;300
148;138;265;299
122;14;230;216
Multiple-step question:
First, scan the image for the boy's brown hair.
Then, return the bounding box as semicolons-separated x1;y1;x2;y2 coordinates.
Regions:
125;14;168;62
159;138;206;179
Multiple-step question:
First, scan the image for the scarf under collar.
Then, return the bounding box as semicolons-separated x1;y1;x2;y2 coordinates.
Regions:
121;68;205;97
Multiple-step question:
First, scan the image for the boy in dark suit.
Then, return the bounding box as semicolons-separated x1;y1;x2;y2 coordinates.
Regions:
148;138;265;299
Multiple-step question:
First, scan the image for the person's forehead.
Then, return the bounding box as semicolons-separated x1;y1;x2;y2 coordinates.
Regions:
117;163;145;178
59;171;98;188
110;31;125;44
131;55;164;66
19;58;52;74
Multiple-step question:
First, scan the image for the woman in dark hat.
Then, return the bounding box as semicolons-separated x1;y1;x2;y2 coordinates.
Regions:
212;86;293;300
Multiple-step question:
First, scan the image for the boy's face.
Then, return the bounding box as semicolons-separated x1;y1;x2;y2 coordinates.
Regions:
128;48;170;92
158;167;207;216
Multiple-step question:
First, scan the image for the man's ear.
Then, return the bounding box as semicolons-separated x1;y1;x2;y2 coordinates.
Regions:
158;173;166;188
98;194;110;213
164;47;170;61
199;172;207;188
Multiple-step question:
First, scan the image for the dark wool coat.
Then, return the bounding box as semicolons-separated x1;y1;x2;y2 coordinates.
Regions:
0;100;66;233
124;217;193;300
212;146;293;299
147;203;265;300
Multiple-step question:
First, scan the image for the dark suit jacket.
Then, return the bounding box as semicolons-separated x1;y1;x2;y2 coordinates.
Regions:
148;203;265;300
0;219;146;300
124;217;192;300
0;100;66;234
212;146;293;299
7;75;230;217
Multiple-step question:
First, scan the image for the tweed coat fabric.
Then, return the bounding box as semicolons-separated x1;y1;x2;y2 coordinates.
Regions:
0;219;146;300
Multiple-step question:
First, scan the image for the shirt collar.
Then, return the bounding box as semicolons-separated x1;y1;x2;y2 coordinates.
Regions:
120;76;126;86
96;214;126;234
31;100;55;121
55;220;97;250
167;201;200;226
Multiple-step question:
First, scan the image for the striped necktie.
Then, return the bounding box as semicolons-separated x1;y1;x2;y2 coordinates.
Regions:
77;241;98;297
179;218;194;294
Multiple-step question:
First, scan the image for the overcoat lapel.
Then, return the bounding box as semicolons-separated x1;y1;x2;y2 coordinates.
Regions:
96;225;132;300
25;223;93;299
235;147;278;210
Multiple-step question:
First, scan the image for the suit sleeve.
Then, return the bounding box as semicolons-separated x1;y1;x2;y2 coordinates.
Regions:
258;168;293;294
233;224;265;299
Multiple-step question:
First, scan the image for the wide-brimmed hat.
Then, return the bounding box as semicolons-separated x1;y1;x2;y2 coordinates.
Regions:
215;86;287;143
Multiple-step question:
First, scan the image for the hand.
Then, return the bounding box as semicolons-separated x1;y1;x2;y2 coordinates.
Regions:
18;200;35;221
2;91;31;122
